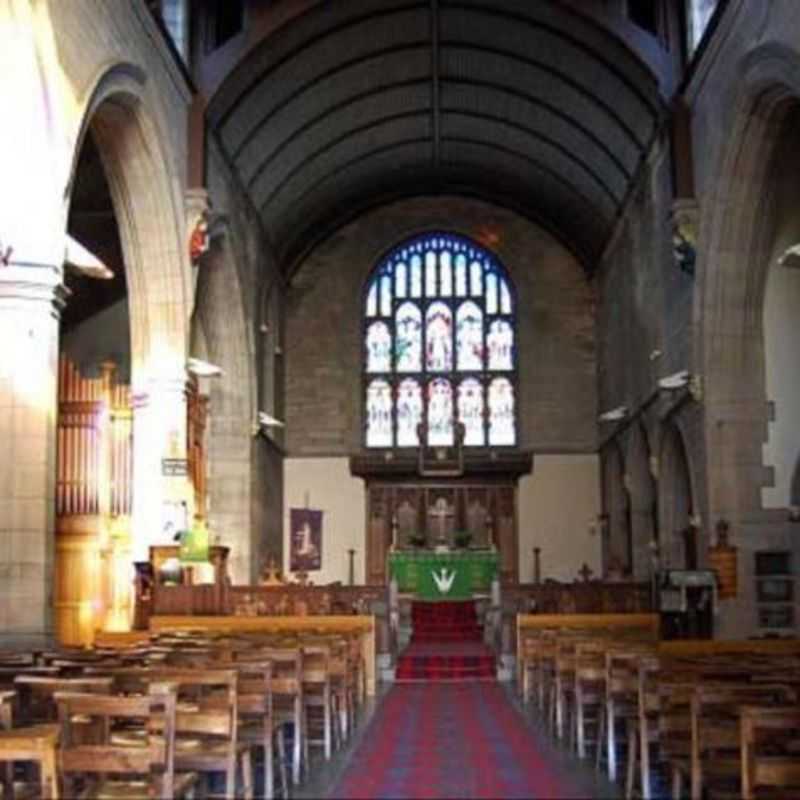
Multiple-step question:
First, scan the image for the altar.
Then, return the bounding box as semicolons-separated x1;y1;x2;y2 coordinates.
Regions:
389;549;499;600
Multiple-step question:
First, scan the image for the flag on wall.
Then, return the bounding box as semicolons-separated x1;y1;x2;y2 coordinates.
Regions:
290;508;323;572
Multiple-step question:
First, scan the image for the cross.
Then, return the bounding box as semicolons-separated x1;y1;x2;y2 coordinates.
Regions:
578;562;594;582
429;497;454;543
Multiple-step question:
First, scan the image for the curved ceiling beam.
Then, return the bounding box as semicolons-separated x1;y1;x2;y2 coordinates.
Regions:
278;172;597;280
440;44;651;149
212;3;430;129
242;79;430;189
259;132;610;231
229;45;429;161
267;141;607;276
238;76;630;204
249;106;621;219
442;2;660;115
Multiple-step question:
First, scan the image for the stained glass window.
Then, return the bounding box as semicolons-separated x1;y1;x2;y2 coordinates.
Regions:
426;303;453;372
396;303;422;372
488;378;515;446
428;378;454;446
456;302;483;371
366;380;393;447
397;379;422;446
365;322;392;373
458;379;485;446
362;232;517;448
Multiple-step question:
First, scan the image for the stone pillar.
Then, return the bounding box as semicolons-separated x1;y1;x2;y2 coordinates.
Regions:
0;264;67;647
131;372;193;563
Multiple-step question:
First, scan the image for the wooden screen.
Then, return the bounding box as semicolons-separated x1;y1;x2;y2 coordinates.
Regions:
365;480;518;585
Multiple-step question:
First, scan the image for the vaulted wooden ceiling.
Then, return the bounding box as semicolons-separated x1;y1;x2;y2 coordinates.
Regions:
208;0;664;273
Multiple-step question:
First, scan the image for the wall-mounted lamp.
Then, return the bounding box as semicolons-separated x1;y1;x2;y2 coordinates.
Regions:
65;234;114;280
598;406;628;422
187;357;223;377
658;370;690;390
777;243;800;269
252;410;285;438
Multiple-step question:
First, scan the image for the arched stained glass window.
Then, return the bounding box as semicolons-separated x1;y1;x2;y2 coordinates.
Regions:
362;233;517;449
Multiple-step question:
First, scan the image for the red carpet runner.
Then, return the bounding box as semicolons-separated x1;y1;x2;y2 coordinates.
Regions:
396;600;495;682
330;683;586;799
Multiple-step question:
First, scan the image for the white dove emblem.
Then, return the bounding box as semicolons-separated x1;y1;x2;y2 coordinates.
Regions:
432;567;456;594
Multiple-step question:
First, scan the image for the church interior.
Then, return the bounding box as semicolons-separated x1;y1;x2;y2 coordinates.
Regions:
3;0;800;797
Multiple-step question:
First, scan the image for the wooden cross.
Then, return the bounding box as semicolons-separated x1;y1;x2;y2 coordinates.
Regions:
578;562;594;582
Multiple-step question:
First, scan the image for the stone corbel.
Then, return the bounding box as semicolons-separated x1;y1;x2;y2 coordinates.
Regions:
185;188;212;314
670;198;699;276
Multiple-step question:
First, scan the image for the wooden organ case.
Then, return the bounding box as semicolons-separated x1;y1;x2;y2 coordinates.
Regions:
54;357;209;645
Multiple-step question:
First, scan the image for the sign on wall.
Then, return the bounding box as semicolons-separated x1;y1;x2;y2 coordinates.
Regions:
290;508;323;572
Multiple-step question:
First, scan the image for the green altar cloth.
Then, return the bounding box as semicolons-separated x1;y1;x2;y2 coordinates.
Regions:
388;550;499;600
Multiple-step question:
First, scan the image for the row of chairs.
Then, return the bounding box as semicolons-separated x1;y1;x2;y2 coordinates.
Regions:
0;627;369;799
519;629;800;799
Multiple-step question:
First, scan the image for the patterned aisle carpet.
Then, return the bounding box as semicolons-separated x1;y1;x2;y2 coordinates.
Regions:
329;683;587;799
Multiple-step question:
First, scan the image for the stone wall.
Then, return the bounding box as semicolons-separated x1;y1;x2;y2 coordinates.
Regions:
285;196;597;455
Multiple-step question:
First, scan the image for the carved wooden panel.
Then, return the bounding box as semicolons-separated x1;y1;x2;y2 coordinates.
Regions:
364;480;520;585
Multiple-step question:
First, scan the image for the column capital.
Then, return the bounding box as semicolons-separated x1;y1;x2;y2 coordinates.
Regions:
0;263;70;315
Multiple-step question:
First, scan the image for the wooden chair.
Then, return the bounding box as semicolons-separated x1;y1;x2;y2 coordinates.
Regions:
228;659;289;800
300;644;333;765
127;667;253;800
56;686;197;800
0;724;60;800
740;705;800;799
236;650;304;788
0;688;61;800
13;676;113;726
597;645;654;784
573;640;606;760
691;683;797;800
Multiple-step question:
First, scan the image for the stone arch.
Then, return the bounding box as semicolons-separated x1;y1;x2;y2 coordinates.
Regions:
624;422;657;578
659;421;695;570
601;442;631;577
67;63;191;381
65;64;193;559
698;44;800;524
191;221;257;582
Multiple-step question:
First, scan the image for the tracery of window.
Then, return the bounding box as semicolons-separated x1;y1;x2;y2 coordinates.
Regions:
363;233;517;449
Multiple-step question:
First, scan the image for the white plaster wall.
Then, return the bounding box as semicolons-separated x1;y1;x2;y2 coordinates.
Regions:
762;261;800;508
283;458;365;585
518;454;602;582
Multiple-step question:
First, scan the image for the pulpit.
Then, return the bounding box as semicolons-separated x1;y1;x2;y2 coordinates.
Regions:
133;544;230;628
